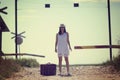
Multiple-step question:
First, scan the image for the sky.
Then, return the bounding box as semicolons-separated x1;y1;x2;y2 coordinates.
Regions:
1;0;120;65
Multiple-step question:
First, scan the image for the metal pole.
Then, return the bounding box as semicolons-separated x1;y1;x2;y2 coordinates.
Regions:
107;0;112;61
18;45;21;59
15;0;18;59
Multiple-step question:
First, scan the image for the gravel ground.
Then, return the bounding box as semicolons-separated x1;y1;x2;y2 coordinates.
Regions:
6;66;120;80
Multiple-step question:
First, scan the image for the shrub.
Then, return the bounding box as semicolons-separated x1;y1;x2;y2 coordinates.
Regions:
17;58;39;67
112;55;120;71
0;57;39;79
102;54;120;71
102;60;113;65
0;57;21;78
0;74;5;80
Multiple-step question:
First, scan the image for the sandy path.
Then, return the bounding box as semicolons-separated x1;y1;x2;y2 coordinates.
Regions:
6;66;120;80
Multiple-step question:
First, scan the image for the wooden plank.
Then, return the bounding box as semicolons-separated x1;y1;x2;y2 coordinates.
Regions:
1;53;45;58
74;45;120;49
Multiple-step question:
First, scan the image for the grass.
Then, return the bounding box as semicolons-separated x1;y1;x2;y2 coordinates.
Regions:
0;56;39;79
0;57;21;79
112;55;120;71
0;75;5;80
16;58;39;67
102;54;120;71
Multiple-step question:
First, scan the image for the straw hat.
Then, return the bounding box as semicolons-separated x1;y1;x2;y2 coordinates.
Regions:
60;24;65;28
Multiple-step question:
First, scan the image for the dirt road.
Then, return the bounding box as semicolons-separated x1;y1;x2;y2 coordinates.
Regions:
6;66;120;80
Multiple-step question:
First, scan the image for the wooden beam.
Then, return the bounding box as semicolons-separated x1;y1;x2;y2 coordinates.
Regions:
1;53;45;58
74;45;120;49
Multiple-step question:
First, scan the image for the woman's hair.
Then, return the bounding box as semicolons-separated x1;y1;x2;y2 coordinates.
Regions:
58;24;66;35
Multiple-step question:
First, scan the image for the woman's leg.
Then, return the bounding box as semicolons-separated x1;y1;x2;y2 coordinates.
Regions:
58;56;62;74
64;57;70;74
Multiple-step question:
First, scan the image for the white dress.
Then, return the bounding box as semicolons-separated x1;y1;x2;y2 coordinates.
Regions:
57;33;69;56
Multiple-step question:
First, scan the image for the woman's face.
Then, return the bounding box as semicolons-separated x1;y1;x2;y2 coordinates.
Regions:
61;27;65;33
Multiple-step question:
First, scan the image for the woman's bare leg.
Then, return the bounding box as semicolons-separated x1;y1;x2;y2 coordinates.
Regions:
58;56;62;74
64;57;70;74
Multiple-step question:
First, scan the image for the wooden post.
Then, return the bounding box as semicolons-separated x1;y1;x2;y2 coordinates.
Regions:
0;32;2;53
107;0;112;61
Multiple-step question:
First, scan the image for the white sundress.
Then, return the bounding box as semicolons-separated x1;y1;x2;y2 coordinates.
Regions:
57;33;69;56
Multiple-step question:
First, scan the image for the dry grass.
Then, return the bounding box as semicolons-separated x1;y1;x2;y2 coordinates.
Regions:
102;54;120;71
0;57;40;79
0;57;21;79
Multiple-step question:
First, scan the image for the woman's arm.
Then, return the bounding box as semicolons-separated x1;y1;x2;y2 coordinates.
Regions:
67;32;72;51
55;33;58;52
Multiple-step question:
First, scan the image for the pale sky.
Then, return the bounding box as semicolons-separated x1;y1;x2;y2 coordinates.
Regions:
1;0;120;64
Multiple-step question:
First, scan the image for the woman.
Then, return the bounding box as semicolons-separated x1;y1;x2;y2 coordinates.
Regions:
55;24;72;76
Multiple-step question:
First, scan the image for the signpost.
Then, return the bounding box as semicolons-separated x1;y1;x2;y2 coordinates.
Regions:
15;0;18;59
